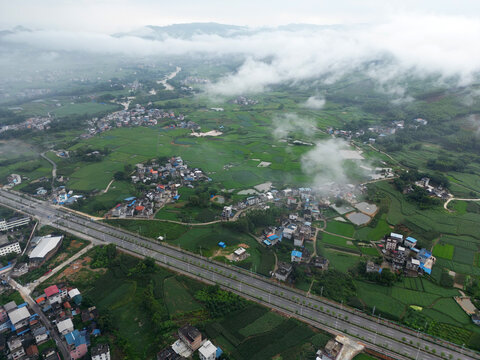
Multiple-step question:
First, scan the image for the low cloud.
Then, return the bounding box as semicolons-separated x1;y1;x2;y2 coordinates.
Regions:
302;95;326;110
300;138;370;193
3;14;480;97
272;113;316;139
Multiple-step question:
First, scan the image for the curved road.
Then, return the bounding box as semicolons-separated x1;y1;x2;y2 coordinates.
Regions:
444;197;480;210
0;189;478;360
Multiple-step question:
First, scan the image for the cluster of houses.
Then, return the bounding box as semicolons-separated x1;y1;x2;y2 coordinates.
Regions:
0;116;51;134
228;188;324;222
180;77;210;86
326;117;428;143
230;96;258;106
5;234;64;279
51;187;83;206
0;299;47;360
411;177;451;200
158;324;222;360
109;156;208;218
262;214;314;250
35;284;109;360
373;233;436;276
81;105;186;138
5;174;22;189
0;284;110;360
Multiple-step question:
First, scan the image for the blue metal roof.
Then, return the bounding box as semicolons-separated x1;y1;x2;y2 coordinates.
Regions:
267;234;279;241
263;239;272;246
406;236;417;243
291;250;302;258
419;263;432;275
65;330;87;347
124;196;136;201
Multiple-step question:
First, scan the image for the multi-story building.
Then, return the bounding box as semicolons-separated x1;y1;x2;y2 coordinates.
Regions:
0;242;21;257
178;325;202;351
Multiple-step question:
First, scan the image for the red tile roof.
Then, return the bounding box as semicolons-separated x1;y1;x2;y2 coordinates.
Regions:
44;285;59;297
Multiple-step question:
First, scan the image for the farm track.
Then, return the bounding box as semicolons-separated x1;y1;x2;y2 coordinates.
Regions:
443;197;480;211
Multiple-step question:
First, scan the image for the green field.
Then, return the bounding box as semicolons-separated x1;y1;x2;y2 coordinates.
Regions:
206;306;330;360
354;214;392;241
323;249;360;273
325;220;355;237
69;249;333;359
433;243;455;260
321;232;359;252
104;218;189;240
163;276;203;315
106;220;275;276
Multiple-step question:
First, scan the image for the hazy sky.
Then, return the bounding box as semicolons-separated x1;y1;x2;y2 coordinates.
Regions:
2;0;480;32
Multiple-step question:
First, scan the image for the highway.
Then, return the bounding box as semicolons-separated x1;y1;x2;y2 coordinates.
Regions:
0;188;478;360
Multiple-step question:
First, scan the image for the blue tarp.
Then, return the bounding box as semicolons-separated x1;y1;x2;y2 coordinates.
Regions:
218;242;226;248
216;347;223;358
124;196;136;201
173;195;180;200
406;236;417;243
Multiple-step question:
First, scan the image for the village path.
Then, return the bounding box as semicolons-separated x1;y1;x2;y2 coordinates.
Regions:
313;218;355;241
25;243;95;293
361;176;398;185
102;179;114;194
40;151;57;192
444;197;480;211
108;207;248;226
367;143;400;164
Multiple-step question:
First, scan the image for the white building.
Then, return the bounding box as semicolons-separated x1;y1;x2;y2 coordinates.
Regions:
198;340;217;360
29;235;63;263
57;318;74;336
0;217;30;231
8;306;31;330
68;288;81;299
91;344;110;360
0;242;21;257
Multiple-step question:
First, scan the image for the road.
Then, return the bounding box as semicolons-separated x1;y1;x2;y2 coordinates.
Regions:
0;188;478;360
40;152;57;193
24;243;94;293
9;278;70;360
444;197;480;210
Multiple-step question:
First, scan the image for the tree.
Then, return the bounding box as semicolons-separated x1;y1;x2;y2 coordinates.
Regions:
114;171;126;181
440;270;454;288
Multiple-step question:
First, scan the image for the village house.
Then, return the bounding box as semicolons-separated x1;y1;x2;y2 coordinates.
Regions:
7;336;25;360
198;340;217;360
274;262;293;281
57;318;74;336
65;330;88;360
291;250;303;263
157;346;181;360
312;256;329;270
178;325;202;351
366;261;382;274
91;344;111;360
232;248;248;261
